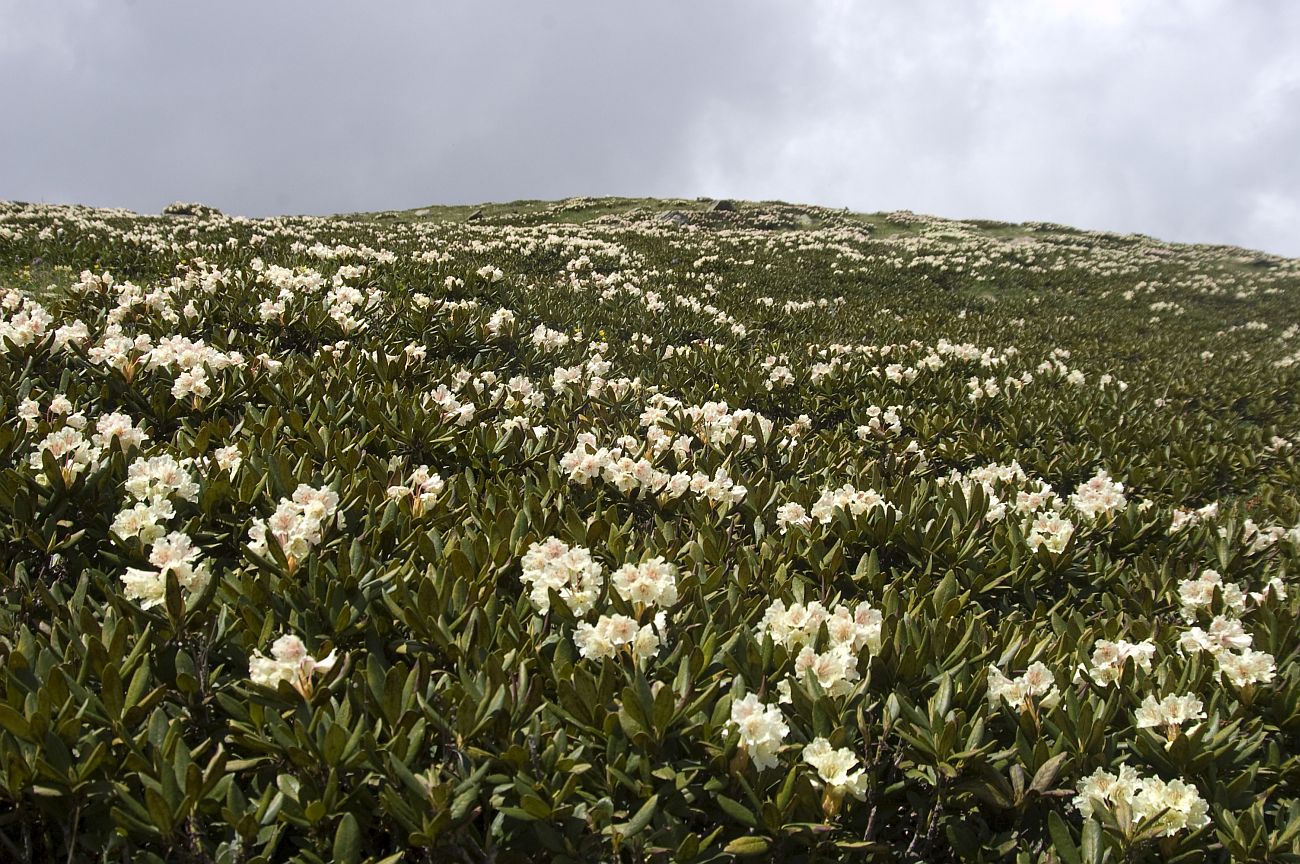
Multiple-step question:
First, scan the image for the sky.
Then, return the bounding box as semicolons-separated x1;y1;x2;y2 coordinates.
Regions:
2;1;1298;256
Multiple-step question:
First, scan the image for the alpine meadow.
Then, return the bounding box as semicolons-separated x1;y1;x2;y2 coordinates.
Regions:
2;195;1300;863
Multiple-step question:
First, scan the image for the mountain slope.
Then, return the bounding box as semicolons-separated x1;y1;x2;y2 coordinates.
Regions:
0;197;1298;861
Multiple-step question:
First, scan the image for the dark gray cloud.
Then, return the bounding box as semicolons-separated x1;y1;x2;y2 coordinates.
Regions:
2;0;1297;255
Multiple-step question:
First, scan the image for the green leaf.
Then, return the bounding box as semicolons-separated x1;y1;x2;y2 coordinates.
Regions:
1032;753;1069;794
450;785;478;821
1048;810;1082;864
333;812;361;864
618;794;658;839
164;571;185;628
774;764;799;814
652;679;676;737
101;663;124;720
723;836;771;856
520;794;551;820
0;704;32;739
1081;817;1103;864
675;832;701;860
933;570;957;611
716;794;758;829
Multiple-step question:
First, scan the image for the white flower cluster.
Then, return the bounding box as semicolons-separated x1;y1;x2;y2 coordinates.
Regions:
1169;501;1218;533
561;434;685;496
686;468;747;505
386;465;445;516
247;484;340;571
550;363;584;393
757;598;883;698
112;454;199;550
495;374;548;413
679;400;773;450
2;292;89;353
1026;510;1075;554
777;414;813;451
776;485;893;533
258;289;290;322
30;425;101;486
761;355;794;390
609;557;679;610
1240;518;1288;555
1175;572;1279;687
1081;638;1156;685
485;307;515;337
124;454;200;504
757;599;883;653
1178;614;1251;655
1178;614;1276;688
855;404;902;440
519;543;679;662
987;662;1060;712
1010;483;1062;516
94;412;150;452
879;362;919;384
249;633;339;697
809;484;892;524
323;282;376;334
560;433;745;505
16;397;40;430
104;428;208;610
967;376;1001;401
793;643;862;698
803;738;868;801
530;324;571;351
498;415;549;440
0;295;54;350
120;531;211;610
939;461;1064;527
214;444;242;475
1069;469;1128;521
519;537;603;615
425;384;477;426
1038;358;1088;388
1073;765;1210;838
1177;569;1247;619
86;324;151;380
1214;647;1277;688
809;358;840;384
775;502;812;533
573;612;666;662
727;691;789;772
1135;693;1205;746
143;334;245;404
257;262;325;295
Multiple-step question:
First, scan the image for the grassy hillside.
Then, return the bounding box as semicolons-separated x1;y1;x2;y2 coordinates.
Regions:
0;197;1298;862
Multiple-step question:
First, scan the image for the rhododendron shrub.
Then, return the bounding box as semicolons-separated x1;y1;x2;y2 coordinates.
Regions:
0;197;1297;861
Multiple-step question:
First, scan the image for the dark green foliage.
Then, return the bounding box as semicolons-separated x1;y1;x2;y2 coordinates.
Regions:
0;198;1297;862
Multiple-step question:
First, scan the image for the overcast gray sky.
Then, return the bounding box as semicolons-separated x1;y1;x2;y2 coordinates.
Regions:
2;1;1298;255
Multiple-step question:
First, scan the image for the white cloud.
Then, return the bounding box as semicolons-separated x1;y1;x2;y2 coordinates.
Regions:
0;0;1296;254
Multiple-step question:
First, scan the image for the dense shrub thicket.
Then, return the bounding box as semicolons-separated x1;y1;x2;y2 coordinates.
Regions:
0;197;1298;862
